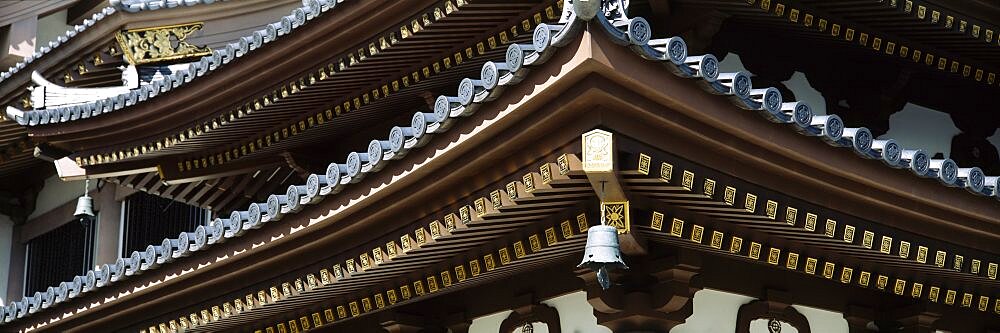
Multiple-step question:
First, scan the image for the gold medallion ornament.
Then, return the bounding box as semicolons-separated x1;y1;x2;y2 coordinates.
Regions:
115;22;212;65
582;130;613;172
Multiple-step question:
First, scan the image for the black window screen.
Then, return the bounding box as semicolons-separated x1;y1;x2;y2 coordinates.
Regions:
121;192;208;257
25;220;96;296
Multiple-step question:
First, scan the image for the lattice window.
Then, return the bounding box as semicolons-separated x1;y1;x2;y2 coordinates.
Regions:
121;192;208;257
24;220;96;296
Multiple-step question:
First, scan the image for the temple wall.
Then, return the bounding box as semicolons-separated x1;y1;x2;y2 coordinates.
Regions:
28;175;82;221
0;213;12;304
0;3;73;67
5;176;123;301
791;304;850;333
467;291;611;333
469;310;512;333
34;9;69;54
541;292;613;333
673;289;755;332
466;289;858;333
185;0;302;51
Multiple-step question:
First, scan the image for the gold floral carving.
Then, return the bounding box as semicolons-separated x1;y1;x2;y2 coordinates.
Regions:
601;201;629;234
115;22;212;65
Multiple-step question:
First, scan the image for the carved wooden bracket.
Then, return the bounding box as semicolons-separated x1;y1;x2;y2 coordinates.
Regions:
873;304;941;333
735;299;811;333
843;305;875;333
577;253;702;332
498;303;561;333
378;311;437;333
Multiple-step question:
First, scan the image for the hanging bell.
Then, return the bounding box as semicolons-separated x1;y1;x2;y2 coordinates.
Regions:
74;195;94;221
578;224;628;289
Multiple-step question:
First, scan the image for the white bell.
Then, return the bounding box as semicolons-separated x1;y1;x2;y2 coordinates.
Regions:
578;225;627;289
74;195;94;220
74;179;95;224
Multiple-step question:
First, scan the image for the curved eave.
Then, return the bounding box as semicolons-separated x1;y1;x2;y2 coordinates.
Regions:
63;0;553;169
21;0;441;147
0;0;289;109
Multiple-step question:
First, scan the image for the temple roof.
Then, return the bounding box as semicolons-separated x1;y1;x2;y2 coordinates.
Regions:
2;1;998;330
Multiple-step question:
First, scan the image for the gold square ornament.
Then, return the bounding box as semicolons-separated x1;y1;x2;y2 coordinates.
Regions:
601;201;629;234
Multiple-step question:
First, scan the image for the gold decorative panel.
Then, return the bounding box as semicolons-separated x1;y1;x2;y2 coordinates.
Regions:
710;231;723;249
730;236;743;254
116;22;212;65
691;225;704;244
840;267;852;284
767;248;780;265
601;201;629;233
804;213;817;231
786;252;799;269
637;153;651;175
650;211;664;231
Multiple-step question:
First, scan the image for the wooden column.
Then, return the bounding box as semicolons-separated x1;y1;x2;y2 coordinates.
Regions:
577;253;701;332
93;183;123;266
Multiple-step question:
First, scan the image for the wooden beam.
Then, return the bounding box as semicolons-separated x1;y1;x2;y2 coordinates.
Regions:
55;157;157;181
157;155;286;185
133;172;157;191
201;176;235;211
213;174;254;213
187;181;216;207
172;180;202;202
